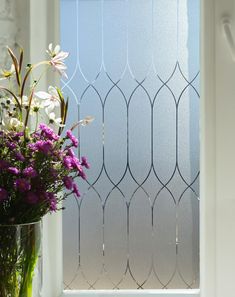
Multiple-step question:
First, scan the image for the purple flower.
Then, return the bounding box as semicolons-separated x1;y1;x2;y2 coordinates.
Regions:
63;156;73;169
66;130;78;147
6;142;16;149
35;140;53;154
72;183;81;198
63;155;82;171
63;176;73;190
28;143;37;151
15;132;24;138
0;188;8;202
81;156;90;169
23;167;37;178
67;148;75;157
53;149;63;159
71;156;82;171
26;192;38;204
78;170;86;180
46;192;57;211
15;152;25;161
0;160;9;170
39;123;59;141
8;167;20;175
14;178;31;192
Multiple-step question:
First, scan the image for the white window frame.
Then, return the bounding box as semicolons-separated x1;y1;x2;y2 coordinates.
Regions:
19;0;235;296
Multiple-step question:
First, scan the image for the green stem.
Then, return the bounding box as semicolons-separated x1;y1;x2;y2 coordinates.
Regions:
0;224;41;297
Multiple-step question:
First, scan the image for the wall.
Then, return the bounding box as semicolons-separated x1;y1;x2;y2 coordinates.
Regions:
0;0;18;67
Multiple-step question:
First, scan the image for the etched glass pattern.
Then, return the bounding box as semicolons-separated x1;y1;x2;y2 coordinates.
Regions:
61;0;200;290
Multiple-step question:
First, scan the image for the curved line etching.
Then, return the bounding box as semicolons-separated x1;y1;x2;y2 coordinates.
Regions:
62;0;200;290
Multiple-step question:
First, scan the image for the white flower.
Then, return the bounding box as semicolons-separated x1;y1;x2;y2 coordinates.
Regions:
10;118;23;128
34;86;60;111
79;116;94;126
47;44;69;78
21;95;29;109
30;98;44;114
2;117;24;131
2;97;14;106
46;43;61;57
47;111;64;127
1;97;17;117
0;64;15;80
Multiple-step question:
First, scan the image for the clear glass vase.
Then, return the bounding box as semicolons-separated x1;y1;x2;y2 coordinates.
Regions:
0;221;42;297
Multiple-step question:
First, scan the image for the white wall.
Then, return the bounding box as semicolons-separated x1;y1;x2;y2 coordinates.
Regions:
0;0;18;67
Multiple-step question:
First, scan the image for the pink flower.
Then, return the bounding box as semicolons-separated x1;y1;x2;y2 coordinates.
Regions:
71;156;82;171
72;184;81;198
8;167;20;175
67;148;75;157
81;156;90;169
39;123;59;140
14;178;31;192
35;140;53;154
63;176;73;190
6;142;16;149
63;156;73;170
66;130;78;147
23;167;37;178
46;192;57;212
78;169;86;180
15;152;25;161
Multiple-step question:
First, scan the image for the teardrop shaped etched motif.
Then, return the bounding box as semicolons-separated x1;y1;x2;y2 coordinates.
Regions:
104;189;127;285
153;189;176;286
128;85;152;184
153;85;176;184
129;188;152;286
80;86;103;184
178;82;199;183
80;188;103;284
104;86;127;184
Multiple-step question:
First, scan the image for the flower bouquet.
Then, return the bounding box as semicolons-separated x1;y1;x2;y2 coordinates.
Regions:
0;45;91;296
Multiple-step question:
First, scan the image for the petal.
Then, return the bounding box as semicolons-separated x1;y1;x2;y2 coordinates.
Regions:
22;95;28;102
34;91;51;100
10;64;15;73
55;117;62;123
49;112;56;120
54;51;69;61
45;104;54;114
48;43;53;51
48;86;58;98
43;100;53;108
79;116;94;126
54;45;61;55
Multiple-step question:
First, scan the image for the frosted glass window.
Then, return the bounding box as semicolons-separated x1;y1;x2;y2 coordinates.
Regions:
61;0;200;290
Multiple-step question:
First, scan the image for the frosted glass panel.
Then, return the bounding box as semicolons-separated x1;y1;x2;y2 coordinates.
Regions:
61;0;200;290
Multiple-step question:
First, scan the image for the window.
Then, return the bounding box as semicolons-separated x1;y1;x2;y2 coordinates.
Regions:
61;0;200;292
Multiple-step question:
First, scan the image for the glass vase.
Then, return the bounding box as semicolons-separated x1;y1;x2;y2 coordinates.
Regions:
0;221;42;297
